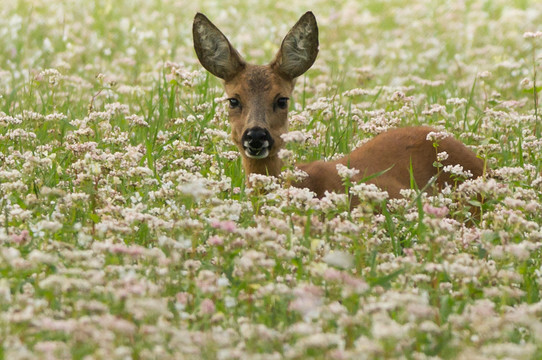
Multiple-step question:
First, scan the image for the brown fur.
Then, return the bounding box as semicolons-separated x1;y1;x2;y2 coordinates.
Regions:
193;13;485;201
295;126;484;199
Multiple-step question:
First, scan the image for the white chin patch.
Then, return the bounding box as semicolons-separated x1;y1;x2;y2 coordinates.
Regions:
245;147;270;159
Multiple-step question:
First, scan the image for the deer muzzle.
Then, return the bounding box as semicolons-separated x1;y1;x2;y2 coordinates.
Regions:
241;127;274;159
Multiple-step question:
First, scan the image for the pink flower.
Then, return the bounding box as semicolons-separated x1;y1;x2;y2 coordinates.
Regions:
199;298;216;315
210;220;237;232
11;230;30;245
423;203;449;218
176;292;190;305
207;235;224;246
323;268;343;281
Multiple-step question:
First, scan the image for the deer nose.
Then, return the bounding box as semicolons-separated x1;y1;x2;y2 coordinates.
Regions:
241;127;274;159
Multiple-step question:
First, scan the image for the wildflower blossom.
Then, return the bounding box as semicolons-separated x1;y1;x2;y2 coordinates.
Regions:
426;131;451;142
336;163;360;180
523;31;542;38
437;151;449;161
281;130;309;143
199;298;216;315
442;164;473;178
323;250;354;269
423;203;449;218
350;183;389;202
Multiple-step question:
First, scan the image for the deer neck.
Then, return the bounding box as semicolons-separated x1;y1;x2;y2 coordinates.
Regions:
242;155;283;178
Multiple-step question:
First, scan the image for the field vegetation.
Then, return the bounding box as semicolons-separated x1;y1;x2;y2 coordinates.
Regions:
0;0;541;359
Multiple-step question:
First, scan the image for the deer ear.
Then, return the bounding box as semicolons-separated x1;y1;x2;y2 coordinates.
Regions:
271;12;319;80
193;13;246;81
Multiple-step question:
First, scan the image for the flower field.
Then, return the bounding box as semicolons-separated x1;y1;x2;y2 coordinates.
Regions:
1;0;542;358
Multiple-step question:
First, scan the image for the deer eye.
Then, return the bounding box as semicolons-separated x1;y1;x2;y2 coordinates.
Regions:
276;97;289;110
228;98;240;109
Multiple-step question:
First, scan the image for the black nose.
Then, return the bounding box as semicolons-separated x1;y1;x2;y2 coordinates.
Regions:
242;127;274;150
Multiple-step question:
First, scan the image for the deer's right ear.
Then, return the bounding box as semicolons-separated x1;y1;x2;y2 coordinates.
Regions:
193;13;246;81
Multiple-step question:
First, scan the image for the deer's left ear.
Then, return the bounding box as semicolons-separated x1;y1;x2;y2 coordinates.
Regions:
271;11;319;80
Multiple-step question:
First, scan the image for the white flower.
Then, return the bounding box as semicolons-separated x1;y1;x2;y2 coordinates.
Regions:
437;151;449;161
426;131;451;142
523;31;542;39
323;251;354;269
0;279;11;303
350;183;389;202
178;181;213;202
442;164;473;178
280;131;309;143
336;164;360;180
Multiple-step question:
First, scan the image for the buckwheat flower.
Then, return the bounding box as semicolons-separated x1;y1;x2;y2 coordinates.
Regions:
507;243;531;261
224;296;236;308
247;173;279;191
45;112;68;122
196;270;218;294
278;148;294;160
343;88;370;97
437;151;449;162
281;168;309;183
37;68;62;85
125;298;170;321
289;284;323;320
210;220;237;233
217;276;229;288
10;230;29;245
371;313;408;340
319;191;348;211
410;76;445;87
233;250;274;278
199;298;216;316
289;112;309;126
482;343;537;359
523;31;542;38
323;250;354;269
292;333;343;354
178;180;213;202
0;113;21;126
520;77;533;90
446;97;468;106
426;131;451;142
36;220;62;233
423;203;449;218
207;235;224;246
442;164;473;178
0;279;11;303
281;130;309;143
350;183;389;203
422;104;447;116
477;71;492;79
336;163;360;180
183;259;201;273
306;97;331;111
389;90;413;102
110;244;146;257
126;114;149;127
175;292;192;311
34;341;69;358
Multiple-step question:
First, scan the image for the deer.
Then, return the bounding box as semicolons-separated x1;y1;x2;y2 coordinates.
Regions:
192;12;485;202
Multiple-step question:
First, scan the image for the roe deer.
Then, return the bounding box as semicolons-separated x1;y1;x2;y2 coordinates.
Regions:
192;12;484;200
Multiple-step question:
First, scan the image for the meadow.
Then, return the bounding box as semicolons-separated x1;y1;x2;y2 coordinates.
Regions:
1;0;542;358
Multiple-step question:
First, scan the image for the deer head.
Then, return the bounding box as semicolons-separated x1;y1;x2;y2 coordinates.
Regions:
193;12;319;177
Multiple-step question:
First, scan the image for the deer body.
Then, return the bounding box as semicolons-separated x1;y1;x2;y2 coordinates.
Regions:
295;126;484;199
193;12;484;200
